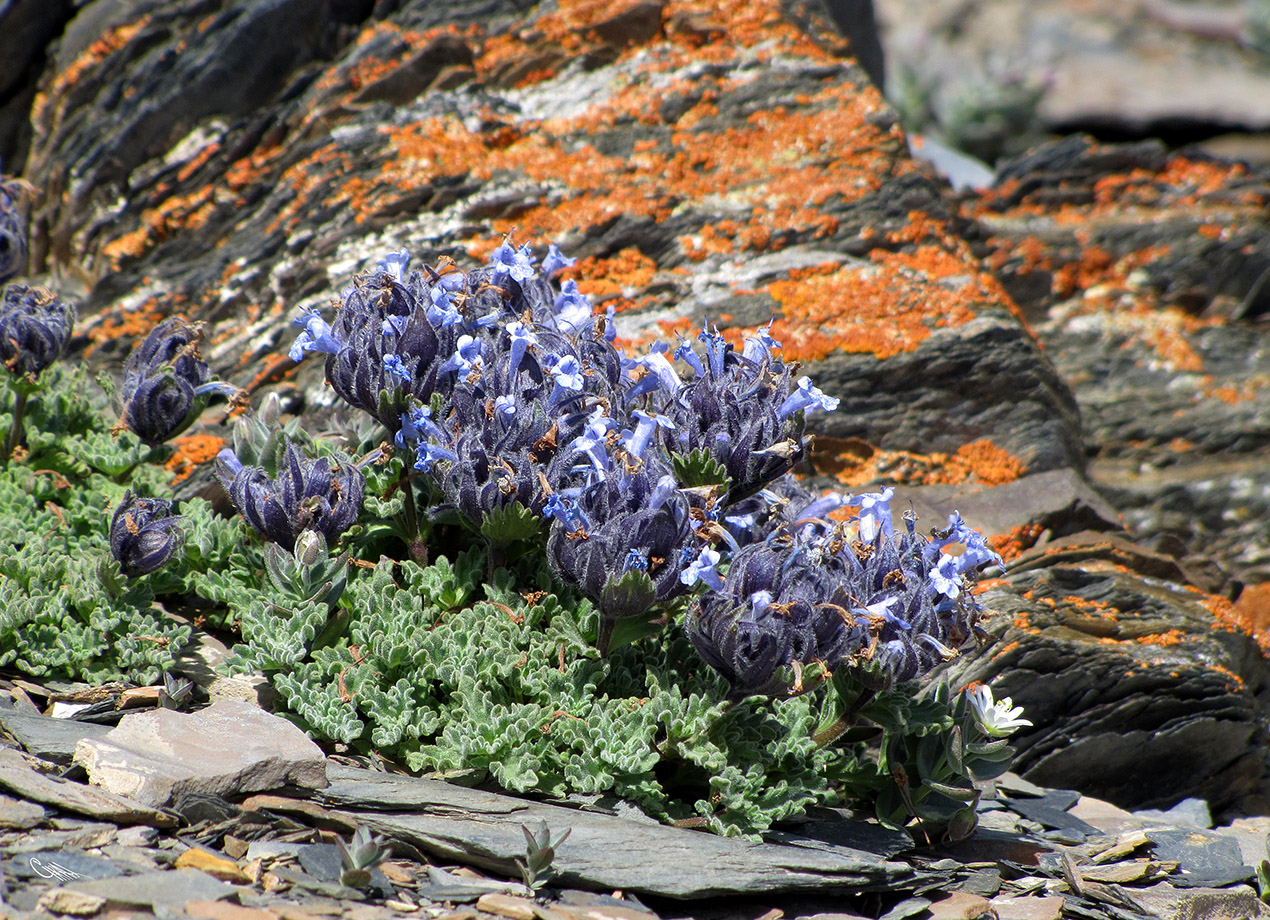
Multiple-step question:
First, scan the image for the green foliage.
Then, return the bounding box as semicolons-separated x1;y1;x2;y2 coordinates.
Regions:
827;673;1018;845
218;548;855;836
670;447;729;489
0;364;249;682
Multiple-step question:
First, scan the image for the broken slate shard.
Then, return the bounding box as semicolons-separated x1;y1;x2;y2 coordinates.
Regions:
320;764;913;899
73;700;327;808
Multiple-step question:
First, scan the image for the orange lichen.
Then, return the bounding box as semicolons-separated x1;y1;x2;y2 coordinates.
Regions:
165;434;227;485
763;244;999;362
988;523;1044;563
1206;591;1270;654
564;249;658;298
1131;629;1187;647
816;437;1024;489
35;16;151;125
82;300;166;358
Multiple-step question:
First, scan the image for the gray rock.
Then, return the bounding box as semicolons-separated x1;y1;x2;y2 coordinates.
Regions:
874;0;1270;148
0;791;45;829
321;764;913;899
0;707;112;764
0;749;174;828
74;700;327;808
58;867;236;910
9;849;126;883
1127;882;1270;920
946;540;1269;813
1133;798;1212;830
1149;828;1252;888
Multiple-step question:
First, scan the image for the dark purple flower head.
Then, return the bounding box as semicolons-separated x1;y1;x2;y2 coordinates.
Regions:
0;177;26;284
312;266;448;434
119;317;235;445
109;491;185;577
215;440;365;551
687;488;998;696
546;467;699;624
0;284;75;381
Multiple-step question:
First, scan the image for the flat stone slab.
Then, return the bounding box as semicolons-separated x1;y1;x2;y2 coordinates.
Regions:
0;707;113;763
0;749;175;828
320;764;913;899
74;700;327;808
58;867;236;911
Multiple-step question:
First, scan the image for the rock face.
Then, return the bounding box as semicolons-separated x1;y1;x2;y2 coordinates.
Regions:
7;0;1270;815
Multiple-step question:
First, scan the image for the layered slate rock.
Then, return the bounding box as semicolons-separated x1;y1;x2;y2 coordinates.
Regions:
9;0;1270;816
26;0;1080;476
967;135;1270;592
873;0;1270;155
321;763;913;898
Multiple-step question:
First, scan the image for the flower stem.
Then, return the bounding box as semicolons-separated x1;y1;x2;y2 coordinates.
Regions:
812;687;875;748
400;470;427;566
3;387;29;463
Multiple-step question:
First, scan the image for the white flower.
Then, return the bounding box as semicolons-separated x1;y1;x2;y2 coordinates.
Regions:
966;684;1032;738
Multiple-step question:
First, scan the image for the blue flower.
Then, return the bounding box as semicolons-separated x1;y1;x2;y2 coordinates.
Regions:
490;238;537;284
542;243;576;276
697;323;728;377
396;404;446;449
289;309;344;362
929;553;962;599
681;547;724;590
553;280;591;334
426;287;462;327
673;336;705;377
742;320;782;362
624;548;649;571
622;410;675;461
414;439;458;471
627;342;682;397
546;354;585;408
376;249;411;284
856;487;894;544
439;335;482;377
383;354;412;383
494;394;517;421
544;491;590;532
506;321;538;374
776;375;839;419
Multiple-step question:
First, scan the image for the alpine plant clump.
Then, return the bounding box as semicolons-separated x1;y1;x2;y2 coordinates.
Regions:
276;238;1010;762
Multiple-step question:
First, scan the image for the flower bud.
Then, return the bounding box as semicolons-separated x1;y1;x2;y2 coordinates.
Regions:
215;440;365;551
109;491;186;577
0;284;76;381
119;317;235;445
